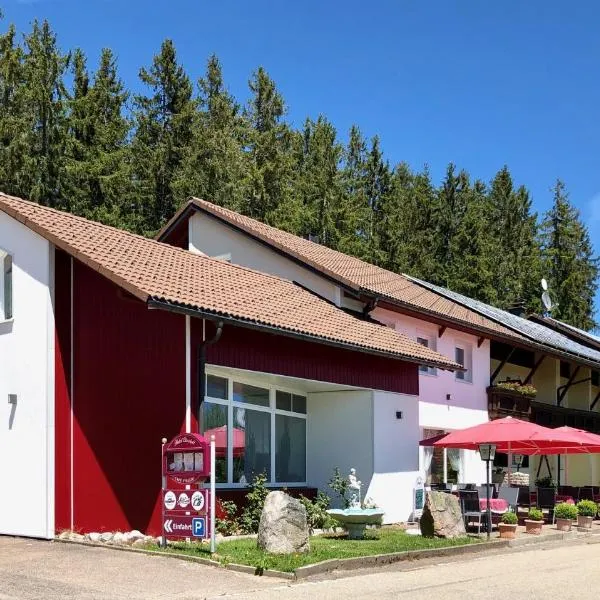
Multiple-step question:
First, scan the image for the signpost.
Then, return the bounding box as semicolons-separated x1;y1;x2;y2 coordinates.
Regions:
161;433;214;547
413;476;425;520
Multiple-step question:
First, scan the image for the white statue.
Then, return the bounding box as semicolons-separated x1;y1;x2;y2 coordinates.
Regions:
348;468;362;508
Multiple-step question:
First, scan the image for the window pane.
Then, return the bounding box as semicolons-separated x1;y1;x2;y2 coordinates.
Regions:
455;347;465;365
201;402;228;483
4;255;11;320
233;382;269;407
233;407;271;483
276;390;292;411
207;375;228;400
276;414;306;482
292;395;306;414
418;338;430;374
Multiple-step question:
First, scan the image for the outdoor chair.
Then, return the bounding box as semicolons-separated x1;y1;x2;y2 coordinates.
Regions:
477;484;496;499
497;486;519;511
459;490;485;534
537;487;557;524
516;485;530;508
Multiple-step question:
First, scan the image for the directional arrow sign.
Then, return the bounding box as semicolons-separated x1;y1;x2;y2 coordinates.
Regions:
163;516;194;538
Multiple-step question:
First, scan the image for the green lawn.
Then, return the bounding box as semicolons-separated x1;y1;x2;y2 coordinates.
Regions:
150;528;479;573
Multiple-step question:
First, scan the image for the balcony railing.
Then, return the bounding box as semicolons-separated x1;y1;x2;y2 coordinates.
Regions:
487;387;533;420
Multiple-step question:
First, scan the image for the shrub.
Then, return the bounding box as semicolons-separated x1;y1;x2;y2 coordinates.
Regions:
299;491;336;530
534;476;556;488
239;472;269;534
500;511;518;525
329;467;350;508
215;499;239;536
576;500;598;518
554;502;578;521
528;507;543;521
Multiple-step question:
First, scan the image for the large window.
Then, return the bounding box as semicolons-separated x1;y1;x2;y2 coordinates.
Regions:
423;428;462;484
201;374;307;486
0;250;12;321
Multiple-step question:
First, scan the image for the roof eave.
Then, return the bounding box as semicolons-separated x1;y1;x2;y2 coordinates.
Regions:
146;297;461;372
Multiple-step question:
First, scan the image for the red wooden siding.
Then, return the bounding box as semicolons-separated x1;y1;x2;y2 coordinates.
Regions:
54;249;72;532
193;319;419;396
55;257;186;535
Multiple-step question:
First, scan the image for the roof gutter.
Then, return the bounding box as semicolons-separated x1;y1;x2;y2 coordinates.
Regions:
146;298;458;372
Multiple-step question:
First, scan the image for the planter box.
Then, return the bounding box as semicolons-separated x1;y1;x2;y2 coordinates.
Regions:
498;523;517;539
524;519;544;535
577;515;594;529
556;518;573;532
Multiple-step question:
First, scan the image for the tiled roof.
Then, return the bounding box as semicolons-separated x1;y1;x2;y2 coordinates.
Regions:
529;315;600;352
406;276;600;368
0;192;461;370
166;198;528;344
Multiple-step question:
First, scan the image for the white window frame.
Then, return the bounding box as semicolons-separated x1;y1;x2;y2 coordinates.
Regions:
203;370;308;488
454;342;473;383
416;330;437;377
422;428;464;485
0;248;13;322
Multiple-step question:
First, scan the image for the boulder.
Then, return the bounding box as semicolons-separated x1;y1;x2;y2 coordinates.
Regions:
87;532;101;543
112;532;127;545
100;532;114;543
124;530;145;544
420;491;466;539
257;491;310;554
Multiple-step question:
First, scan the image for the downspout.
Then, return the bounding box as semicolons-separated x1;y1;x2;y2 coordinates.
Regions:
198;320;224;422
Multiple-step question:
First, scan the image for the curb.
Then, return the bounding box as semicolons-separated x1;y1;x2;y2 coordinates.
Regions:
293;539;507;579
53;538;295;581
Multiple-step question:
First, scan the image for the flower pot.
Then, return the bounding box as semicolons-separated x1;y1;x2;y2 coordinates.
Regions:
524;519;544;535
556;518;573;532
498;523;517;539
577;515;594;529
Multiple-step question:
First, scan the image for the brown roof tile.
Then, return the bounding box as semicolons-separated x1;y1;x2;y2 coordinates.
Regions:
171;198;528;344
0;192;460;370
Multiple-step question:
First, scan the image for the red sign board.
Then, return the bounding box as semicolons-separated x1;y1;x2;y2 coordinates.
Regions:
163;433;211;485
163;515;210;539
163;489;209;514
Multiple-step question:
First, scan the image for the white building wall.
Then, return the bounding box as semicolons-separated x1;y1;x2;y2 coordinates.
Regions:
373;307;488;485
306;390;373;505
0;213;54;538
188;212;342;305
370;391;421;523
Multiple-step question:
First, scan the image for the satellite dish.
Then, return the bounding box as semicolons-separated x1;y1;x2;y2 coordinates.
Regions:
542;291;552;312
541;278;548;291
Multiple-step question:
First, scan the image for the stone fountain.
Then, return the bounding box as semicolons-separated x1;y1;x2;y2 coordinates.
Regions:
326;469;384;539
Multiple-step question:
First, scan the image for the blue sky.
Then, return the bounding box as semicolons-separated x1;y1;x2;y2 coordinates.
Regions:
3;1;600;274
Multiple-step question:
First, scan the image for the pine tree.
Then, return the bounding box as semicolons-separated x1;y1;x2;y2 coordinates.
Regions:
64;48;132;227
131;39;195;233
540;180;598;330
245;67;296;226
173;54;248;211
365;136;391;265
294;116;344;247
487;166;541;311
18;20;69;207
338;125;370;258
0;22;25;196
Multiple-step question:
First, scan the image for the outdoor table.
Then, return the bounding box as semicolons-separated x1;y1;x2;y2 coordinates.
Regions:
479;498;508;513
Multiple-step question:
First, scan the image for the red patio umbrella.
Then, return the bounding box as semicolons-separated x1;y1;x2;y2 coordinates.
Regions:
552;426;600;453
422;417;595;455
203;426;245;457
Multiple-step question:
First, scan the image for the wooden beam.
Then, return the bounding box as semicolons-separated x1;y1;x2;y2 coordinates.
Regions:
490;347;515;385
477;336;485;348
557;365;581;406
523;355;545;386
438;325;447;338
592;390;600;411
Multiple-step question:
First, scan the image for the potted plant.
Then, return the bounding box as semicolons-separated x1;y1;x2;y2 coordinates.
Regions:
576;500;597;529
524;507;544;534
534;475;557;489
498;511;518;539
554;502;578;532
494;381;537;397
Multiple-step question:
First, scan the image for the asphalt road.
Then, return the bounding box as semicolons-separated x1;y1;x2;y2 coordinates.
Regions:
2;536;600;599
